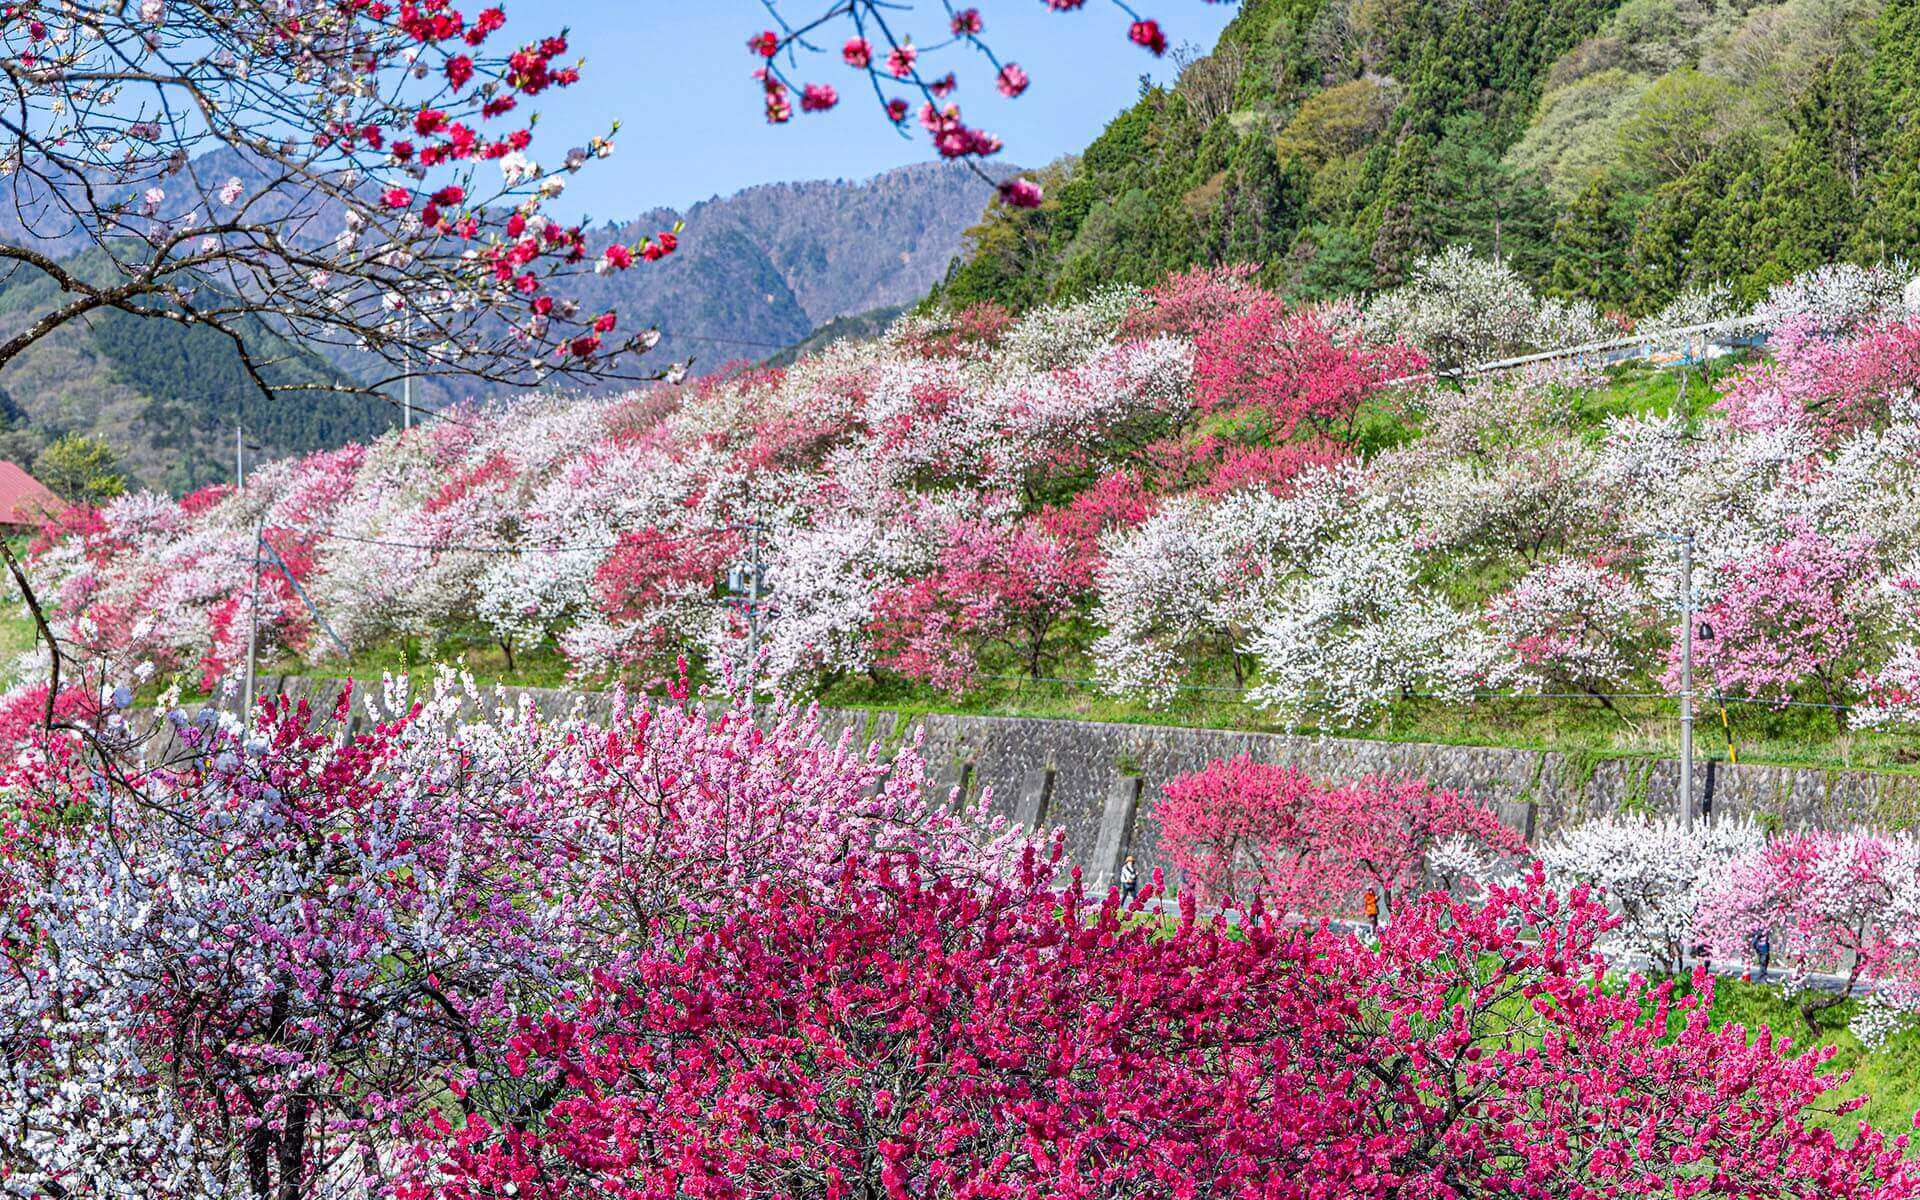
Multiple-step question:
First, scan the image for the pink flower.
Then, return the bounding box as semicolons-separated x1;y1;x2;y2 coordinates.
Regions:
1129;19;1168;55
996;63;1030;98
381;187;410;208
886;43;917;78
597;243;633;275
998;178;1044;208
801;82;839;112
747;29;779;57
842;37;873;68
950;8;983;35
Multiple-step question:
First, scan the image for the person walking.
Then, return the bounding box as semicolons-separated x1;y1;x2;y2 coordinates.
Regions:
1363;888;1380;935
1754;928;1771;982
1119;854;1139;904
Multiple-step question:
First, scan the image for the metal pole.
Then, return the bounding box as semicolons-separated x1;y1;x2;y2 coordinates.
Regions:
1679;532;1695;828
235;423;244;488
745;522;762;709
243;520;263;726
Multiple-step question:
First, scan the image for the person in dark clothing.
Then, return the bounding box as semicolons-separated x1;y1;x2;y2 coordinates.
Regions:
1119;854;1139;904
1752;928;1772;982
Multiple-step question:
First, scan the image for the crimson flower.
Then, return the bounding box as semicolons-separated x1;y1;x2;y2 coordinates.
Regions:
1129;19;1168;54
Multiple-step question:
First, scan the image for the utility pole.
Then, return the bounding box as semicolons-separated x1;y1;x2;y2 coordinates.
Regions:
242;519;263;726
1678;531;1695;828
402;309;413;432
235;423;244;488
745;521;763;704
726;521;767;712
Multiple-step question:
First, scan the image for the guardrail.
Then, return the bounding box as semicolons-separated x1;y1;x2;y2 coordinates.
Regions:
1383;315;1774;388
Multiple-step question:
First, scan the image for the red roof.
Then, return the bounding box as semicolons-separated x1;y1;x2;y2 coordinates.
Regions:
0;461;64;528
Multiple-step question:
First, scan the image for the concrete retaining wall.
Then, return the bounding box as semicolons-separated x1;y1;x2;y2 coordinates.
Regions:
233;675;1920;887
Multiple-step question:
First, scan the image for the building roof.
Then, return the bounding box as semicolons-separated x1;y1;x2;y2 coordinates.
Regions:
0;461;64;528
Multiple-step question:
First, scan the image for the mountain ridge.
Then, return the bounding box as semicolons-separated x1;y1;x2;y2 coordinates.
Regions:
0;159;1001;492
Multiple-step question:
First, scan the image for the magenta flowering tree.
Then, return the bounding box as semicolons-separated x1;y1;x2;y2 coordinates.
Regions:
400;859;1917;1200
1689;522;1881;720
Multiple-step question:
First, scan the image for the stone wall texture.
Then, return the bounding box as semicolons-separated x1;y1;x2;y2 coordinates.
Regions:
238;675;1920;887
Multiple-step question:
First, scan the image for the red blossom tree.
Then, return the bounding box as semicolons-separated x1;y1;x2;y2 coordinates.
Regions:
399;855;1918;1200
1191;295;1425;447
749;3;1200;206
1156;755;1527;914
0;0;677;412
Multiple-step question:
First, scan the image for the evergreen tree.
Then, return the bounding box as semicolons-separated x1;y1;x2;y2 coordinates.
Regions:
1364;134;1442;285
1550;177;1638;306
1211;137;1309;268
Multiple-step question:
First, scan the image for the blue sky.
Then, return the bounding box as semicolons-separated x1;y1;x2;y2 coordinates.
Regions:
525;2;1241;221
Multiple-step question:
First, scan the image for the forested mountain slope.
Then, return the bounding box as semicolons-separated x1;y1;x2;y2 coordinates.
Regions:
0;162;1000;492
936;0;1920;311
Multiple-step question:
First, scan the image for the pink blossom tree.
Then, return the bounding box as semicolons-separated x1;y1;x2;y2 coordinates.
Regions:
1717;318;1920;441
1695;830;1909;1028
1690;522;1881;721
869;515;1080;694
1484;558;1653;710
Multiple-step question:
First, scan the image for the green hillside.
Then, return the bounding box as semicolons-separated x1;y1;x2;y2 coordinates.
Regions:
935;0;1920;312
0;248;395;492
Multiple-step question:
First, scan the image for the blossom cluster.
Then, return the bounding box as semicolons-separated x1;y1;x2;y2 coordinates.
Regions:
24;257;1920;730
6;686;1915;1198
1157;757;1920;1047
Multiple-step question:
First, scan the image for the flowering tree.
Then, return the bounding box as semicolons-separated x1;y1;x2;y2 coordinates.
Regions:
1690;522;1881;718
1717;318;1920;441
1753;262;1917;335
400;860;1917;1200
0;0;673;408
1244;497;1490;727
0;671;1036;1197
1363;246;1607;369
1484;558;1652;708
1694;830;1912;1028
1190;295;1422;447
748;2;1203;206
1154;755;1526;916
1539;813;1765;973
869;515;1079;693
